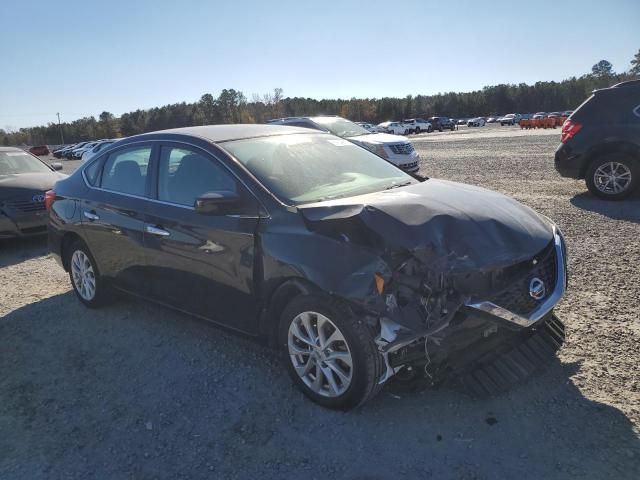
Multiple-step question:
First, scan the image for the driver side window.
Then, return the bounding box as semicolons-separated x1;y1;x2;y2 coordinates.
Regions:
158;146;237;207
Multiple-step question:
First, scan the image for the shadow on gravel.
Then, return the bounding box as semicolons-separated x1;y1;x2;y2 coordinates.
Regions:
570;192;640;223
0;236;49;268
1;293;639;479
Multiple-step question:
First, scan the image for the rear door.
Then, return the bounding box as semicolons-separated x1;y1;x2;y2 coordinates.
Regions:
142;143;262;334
80;143;157;294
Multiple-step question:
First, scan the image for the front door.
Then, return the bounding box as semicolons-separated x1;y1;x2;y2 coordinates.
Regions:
143;143;261;334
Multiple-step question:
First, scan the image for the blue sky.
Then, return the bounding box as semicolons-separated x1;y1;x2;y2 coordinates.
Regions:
1;0;638;128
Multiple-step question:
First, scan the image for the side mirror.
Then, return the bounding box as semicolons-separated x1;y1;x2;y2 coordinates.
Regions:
51;162;63;171
194;190;240;215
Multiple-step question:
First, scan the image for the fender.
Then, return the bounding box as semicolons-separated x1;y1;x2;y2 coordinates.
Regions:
256;227;392;345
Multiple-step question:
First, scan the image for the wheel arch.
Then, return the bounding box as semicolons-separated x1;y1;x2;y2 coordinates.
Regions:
582;141;640;177
260;277;323;346
60;231;84;271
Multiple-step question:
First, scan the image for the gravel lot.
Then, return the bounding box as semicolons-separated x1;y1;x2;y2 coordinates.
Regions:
1;124;639;479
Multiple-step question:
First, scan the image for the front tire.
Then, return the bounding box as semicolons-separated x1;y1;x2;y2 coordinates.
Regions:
585;153;638;200
67;240;109;307
415;127;421;134
279;295;385;410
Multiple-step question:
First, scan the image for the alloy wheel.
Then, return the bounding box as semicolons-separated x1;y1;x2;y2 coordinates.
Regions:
287;311;353;397
71;250;96;301
593;161;633;195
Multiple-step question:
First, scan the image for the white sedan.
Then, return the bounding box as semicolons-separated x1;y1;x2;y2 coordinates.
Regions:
378;121;409;135
467;117;486;127
356;122;381;133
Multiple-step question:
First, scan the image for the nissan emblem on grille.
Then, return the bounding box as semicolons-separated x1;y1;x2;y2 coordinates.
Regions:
529;277;546;300
32;194;45;203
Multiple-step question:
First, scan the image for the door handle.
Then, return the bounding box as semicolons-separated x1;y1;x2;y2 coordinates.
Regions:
83;211;99;221
145;225;170;237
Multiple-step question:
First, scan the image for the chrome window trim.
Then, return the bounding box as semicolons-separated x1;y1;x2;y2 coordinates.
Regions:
633;104;640;119
81;138;269;218
465;226;566;327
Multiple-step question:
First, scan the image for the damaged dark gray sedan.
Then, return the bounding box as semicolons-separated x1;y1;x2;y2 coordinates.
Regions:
48;125;567;409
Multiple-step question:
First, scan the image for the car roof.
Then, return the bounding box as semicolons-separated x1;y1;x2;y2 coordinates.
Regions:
140;124;317;143
612;79;640;88
269;116;337;122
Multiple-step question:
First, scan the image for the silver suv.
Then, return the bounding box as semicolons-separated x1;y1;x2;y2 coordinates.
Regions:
268;116;421;172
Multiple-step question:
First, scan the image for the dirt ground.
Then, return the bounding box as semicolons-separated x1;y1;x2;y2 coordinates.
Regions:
1;124;639;479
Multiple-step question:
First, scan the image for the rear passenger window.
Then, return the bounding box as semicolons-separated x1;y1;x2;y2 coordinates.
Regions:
101;146;151;197
158;146;237;207
84;159;101;186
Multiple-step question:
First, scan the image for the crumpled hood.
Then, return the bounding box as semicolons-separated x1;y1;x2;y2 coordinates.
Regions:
298;179;554;273
349;132;409;145
0;172;65;200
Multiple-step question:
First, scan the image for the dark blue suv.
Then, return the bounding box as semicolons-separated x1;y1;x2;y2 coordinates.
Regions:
555;80;640;200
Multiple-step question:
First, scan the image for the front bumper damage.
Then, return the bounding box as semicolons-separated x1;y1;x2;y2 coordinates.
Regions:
372;226;567;389
297;179;568;393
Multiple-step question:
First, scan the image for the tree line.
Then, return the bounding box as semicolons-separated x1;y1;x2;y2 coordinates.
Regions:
3;51;639;147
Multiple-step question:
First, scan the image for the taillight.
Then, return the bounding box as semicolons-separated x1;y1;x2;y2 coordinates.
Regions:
560;120;582;143
44;190;56;210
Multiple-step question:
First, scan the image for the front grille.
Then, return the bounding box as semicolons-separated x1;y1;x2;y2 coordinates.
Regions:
488;241;557;316
6;198;46;213
401;161;418;170
388;143;415;155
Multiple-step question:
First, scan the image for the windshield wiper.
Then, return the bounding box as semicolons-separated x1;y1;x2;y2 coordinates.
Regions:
385;181;413;190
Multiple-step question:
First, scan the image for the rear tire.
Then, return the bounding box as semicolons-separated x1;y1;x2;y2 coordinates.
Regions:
279;295;385;410
585;153;638;200
415;127;421;134
67;239;109;308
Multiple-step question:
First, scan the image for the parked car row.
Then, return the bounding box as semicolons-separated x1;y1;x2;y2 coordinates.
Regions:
356;117;458;136
362;112;579;131
380;117;457;134
455;111;574;128
53;139;120;160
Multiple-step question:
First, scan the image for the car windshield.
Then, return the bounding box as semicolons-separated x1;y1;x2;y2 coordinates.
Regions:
311;117;371;138
0;151;52;175
222;133;416;205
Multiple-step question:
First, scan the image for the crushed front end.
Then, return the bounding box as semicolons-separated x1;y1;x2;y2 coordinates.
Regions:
371;226;567;390
297;179;569;394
